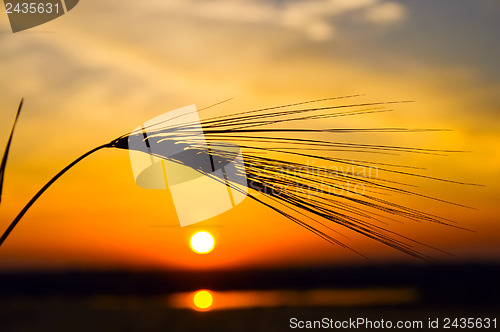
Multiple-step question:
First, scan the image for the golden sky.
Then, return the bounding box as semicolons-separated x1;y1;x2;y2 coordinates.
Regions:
0;0;499;270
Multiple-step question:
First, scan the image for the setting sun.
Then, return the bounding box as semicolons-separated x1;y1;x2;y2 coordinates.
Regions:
193;290;213;311
190;231;215;254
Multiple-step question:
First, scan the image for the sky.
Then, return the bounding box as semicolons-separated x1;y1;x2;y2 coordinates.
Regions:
0;0;499;270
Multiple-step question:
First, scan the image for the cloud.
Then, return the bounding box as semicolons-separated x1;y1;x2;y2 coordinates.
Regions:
306;20;336;41
364;1;406;24
191;1;277;24
154;0;407;42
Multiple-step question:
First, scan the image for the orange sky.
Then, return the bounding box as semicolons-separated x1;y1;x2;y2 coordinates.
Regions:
0;0;499;270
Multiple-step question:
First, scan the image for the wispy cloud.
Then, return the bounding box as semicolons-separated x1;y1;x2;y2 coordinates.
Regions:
157;0;406;41
364;1;406;24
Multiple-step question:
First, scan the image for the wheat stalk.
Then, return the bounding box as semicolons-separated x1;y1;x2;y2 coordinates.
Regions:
0;97;477;260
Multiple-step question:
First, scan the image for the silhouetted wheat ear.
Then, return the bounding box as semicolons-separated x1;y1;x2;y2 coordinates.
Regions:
0;96;479;261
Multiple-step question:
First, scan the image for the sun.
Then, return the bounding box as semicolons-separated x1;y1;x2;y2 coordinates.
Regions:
193;290;213;311
190;231;215;254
